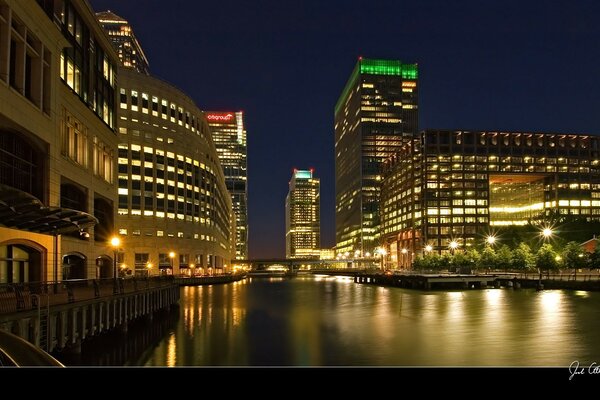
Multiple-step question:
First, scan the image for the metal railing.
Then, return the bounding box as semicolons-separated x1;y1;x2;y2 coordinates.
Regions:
0;276;175;314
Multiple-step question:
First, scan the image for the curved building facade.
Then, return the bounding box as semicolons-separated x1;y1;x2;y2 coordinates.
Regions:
116;68;234;276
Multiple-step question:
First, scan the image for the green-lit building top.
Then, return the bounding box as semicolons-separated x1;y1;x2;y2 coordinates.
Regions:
335;58;418;115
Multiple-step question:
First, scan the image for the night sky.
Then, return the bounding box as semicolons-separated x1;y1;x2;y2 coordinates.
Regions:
90;0;600;258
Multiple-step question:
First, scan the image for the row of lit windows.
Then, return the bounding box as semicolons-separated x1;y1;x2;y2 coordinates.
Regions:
428;164;592;174
118;143;216;175
427;155;596;164
426;131;595;149
118;228;215;242
54;0;116;128
0;7;52;114
60;108;114;183
130;253;219;269
120;89;206;137
427;217;489;224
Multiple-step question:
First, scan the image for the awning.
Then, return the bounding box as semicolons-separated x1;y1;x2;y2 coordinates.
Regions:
0;184;98;235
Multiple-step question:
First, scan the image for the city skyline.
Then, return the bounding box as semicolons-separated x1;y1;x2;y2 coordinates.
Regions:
91;0;600;258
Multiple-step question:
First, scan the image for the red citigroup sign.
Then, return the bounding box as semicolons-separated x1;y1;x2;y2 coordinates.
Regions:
206;112;235;123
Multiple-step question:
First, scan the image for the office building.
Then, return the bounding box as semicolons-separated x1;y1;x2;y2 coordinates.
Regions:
381;129;600;268
0;0;119;283
286;169;320;259
96;10;149;74
334;57;418;256
115;68;235;276
206;111;248;259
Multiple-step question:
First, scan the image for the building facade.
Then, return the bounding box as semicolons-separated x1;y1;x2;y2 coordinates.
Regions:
96;10;149;75
381;130;600;268
286;169;320;259
334;57;418;256
116;68;234;276
206;111;248;259
0;0;120;283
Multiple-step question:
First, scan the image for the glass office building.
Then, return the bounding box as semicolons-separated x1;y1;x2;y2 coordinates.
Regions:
286;169;320;259
381;129;600;268
335;58;418;255
206;111;248;259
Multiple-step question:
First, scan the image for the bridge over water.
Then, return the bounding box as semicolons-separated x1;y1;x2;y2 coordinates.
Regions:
235;257;381;272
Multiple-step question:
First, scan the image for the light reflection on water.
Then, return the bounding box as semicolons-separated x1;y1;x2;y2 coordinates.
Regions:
133;276;600;366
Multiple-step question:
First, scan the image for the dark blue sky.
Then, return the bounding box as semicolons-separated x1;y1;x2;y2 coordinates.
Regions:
91;0;600;258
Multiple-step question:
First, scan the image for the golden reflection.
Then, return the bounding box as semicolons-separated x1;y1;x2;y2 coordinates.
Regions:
574;290;590;298
446;291;464;322
128;278;600;367
539;291;562;313
166;333;176;367
484;288;503;307
373;287;392;339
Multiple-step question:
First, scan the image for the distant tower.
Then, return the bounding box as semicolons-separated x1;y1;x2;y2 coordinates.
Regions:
96;10;150;74
334;58;419;255
206;111;249;259
286;169;320;259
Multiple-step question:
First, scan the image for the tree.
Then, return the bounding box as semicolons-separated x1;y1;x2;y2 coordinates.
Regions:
587;241;600;270
479;246;497;270
561;241;588;278
536;243;560;277
496;245;513;271
511;243;535;271
413;253;445;271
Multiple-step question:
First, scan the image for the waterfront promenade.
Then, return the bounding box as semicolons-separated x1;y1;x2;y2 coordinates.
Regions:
0;277;179;353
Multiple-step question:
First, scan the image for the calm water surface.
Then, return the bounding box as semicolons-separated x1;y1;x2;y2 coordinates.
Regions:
64;276;600;366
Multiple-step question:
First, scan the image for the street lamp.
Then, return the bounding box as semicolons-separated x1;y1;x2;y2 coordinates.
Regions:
110;236;121;294
541;227;553;239
449;240;459;254
146;262;152;277
169;251;175;275
425;244;433;253
486;235;497;246
375;247;387;271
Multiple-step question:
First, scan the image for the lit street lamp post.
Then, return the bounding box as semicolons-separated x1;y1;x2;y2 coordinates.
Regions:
169;251;175;275
375;247;387;271
110;236;121;294
401;248;408;269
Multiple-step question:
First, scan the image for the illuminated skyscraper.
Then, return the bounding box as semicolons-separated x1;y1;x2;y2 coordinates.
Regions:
96;10;149;74
286;169;320;259
206;112;248;259
334;58;419;255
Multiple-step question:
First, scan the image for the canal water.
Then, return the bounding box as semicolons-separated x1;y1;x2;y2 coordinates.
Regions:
58;275;600;366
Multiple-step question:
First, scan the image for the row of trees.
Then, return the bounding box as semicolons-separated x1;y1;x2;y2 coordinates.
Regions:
412;241;600;273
